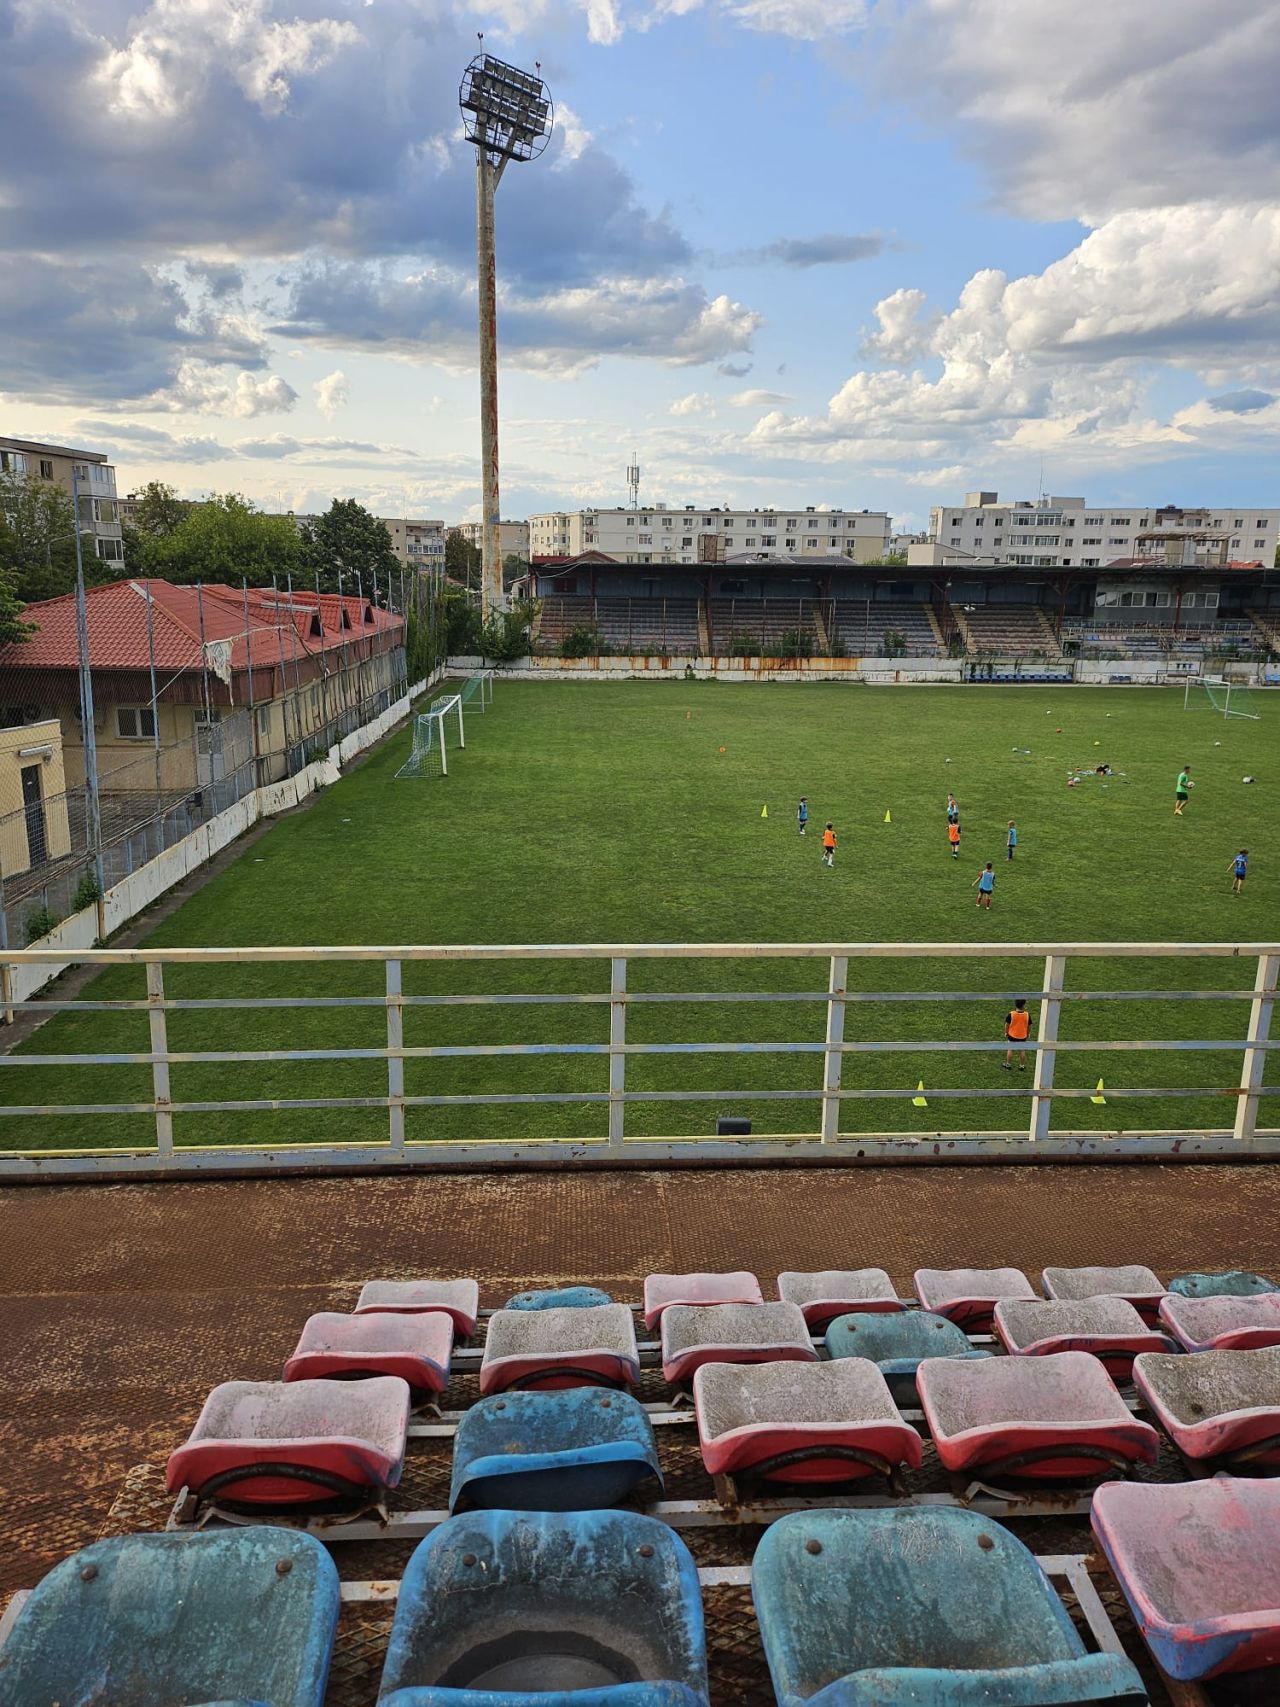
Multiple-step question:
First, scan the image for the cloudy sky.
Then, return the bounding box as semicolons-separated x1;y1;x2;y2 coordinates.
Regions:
3;0;1279;529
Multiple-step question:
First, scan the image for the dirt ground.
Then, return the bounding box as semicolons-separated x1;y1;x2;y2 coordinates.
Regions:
2;1160;1277;1703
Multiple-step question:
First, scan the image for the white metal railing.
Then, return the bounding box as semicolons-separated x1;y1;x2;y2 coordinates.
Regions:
0;940;1276;1178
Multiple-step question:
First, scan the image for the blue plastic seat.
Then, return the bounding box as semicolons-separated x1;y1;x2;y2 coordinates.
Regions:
752;1508;1146;1707
378;1510;709;1707
1166;1270;1277;1298
825;1310;991;1403
450;1389;662;1511
0;1529;339;1707
505;1286;615;1311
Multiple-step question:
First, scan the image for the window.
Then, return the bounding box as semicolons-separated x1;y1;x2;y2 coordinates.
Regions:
1108;537;1128;545
662;517;673;528
1257;519;1269;529
1082;558;1100;567
94;499;118;524
745;538;756;547
91;464;112;485
703;517;714;526
1110;516;1131;525
845;519;857;529
785;537;796;549
638;533;652;544
95;536;123;562
973;517;984;527
681;536;692;547
1083;515;1103;525
786;519;797;528
72;463;89;482
1232;538;1241;547
804;538;817;548
0;450;28;474
1063;517;1075;527
116;707;156;740
762;536;776;546
1082;536;1102;544
723;538;734;547
626;516;635;526
1256;539;1267;548
950;537;961;546
993;535;1002;543
807;518;818;528
1034;535;1060;545
39;459;53;479
1234;519;1243;529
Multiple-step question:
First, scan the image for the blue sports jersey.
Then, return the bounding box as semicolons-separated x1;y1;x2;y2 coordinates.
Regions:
798;803;808;821
1235;856;1248;876
978;871;995;891
1008;828;1018;845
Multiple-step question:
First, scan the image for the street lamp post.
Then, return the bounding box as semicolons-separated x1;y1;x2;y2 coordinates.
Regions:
460;50;553;621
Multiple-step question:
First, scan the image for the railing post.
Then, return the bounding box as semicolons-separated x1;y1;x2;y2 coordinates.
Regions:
1235;952;1277;1143
608;956;626;1145
821;954;848;1142
146;961;173;1159
1028;953;1065;1144
386;957;406;1156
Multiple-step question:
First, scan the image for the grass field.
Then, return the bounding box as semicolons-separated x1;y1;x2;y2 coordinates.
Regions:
3;680;1278;1150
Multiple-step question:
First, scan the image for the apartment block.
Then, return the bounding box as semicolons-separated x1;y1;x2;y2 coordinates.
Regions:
529;505;892;566
928;492;1280;571
0;435;124;566
452;520;530;562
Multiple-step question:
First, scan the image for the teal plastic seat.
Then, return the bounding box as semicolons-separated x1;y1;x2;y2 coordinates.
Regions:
825;1310;991;1403
505;1286;614;1311
752;1508;1146;1707
1167;1271;1277;1299
0;1529;339;1707
450;1389;662;1511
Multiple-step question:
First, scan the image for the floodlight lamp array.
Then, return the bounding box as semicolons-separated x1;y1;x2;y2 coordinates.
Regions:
460;55;554;164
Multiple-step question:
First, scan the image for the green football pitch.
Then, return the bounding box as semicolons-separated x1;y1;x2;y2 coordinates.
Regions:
2;680;1277;1150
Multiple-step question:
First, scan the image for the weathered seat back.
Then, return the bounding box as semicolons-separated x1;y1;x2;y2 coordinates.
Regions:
450;1389;661;1511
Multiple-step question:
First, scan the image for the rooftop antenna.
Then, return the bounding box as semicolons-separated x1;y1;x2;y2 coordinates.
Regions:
1037;456;1045;505
626;452;641;510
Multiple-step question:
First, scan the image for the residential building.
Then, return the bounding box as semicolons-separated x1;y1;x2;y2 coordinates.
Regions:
452;520;530;563
290;514;445;576
0;435;124;566
118;492;200;528
928;492;1280;571
528;505;892;566
0;718;72;883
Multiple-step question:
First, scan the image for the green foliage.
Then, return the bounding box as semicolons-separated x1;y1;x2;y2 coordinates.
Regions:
882;629;907;658
24;904;59;945
777;627;815;659
0;470;83;603
445;590;482;655
73;869;103;912
480;599;537;664
301;499;398;592
128;481;187;538
558;623;608;658
0;561;32;645
125;493;304;588
445;529;481;589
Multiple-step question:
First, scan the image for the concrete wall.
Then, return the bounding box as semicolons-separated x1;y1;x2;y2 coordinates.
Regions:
0;720;72;878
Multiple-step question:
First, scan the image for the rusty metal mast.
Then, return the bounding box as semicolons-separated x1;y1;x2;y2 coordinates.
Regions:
460;48;553;620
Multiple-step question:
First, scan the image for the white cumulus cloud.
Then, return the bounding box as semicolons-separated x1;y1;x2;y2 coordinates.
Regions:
314;368;350;418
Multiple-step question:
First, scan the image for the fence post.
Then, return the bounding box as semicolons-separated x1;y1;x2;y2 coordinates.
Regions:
608;956;626;1144
146;961;174;1159
821;954;848;1142
1028;953;1065;1143
386;957;406;1155
1235;952;1277;1143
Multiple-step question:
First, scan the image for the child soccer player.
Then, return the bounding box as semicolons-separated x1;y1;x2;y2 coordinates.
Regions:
1003;998;1031;1069
797;796;808;836
947;793;959;825
1230;849;1248;894
947;820;961;859
821;822;837;867
1174;765;1194;815
1006;819;1018;861
972;862;995;908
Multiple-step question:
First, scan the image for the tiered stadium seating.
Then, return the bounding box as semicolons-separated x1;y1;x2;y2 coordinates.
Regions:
1133;1346;1280;1470
379;1510;709;1707
961;607;1060;655
1158;1291;1280;1352
775;1267;901;1326
0;1530;341;1707
914;1266;1036;1331
993;1297;1174;1377
917;1351;1160;1480
284;1310;454;1395
536;594;595;649
709;599;821;653
479;1302;641;1392
826;1309;993;1403
643;1270;764;1329
1041;1263;1167;1323
659;1302;816;1388
450;1389;662;1511
594;597;701;654
1093;1478;1280;1681
753;1508;1145;1704
832;599;941;656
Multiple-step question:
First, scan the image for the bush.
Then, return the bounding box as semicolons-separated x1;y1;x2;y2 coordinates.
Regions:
72;869;102;912
480;598;538;664
777;627;815;659
559;624;608;659
445;594;482;656
882;629;907;658
25;904;59;944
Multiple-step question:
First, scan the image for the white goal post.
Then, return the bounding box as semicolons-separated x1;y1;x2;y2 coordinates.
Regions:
1183;677;1261;719
396;693;463;778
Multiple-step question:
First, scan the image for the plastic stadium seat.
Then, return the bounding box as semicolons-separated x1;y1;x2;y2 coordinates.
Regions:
917;1350;1159;1481
449;1389;662;1512
283;1311;453;1396
825;1309;992;1404
165;1376;410;1506
993;1297;1174;1378
775;1269;901;1327
479;1304;640;1394
1132;1346;1280;1469
1166;1270;1278;1299
693;1359;922;1488
752;1507;1145;1707
1158;1291;1280;1352
643;1271;763;1330
913;1267;1036;1332
1041;1265;1166;1325
660;1302;815;1389
377;1510;709;1707
0;1529;339;1707
1092;1477;1280;1680
505;1286;614;1310
354;1278;480;1337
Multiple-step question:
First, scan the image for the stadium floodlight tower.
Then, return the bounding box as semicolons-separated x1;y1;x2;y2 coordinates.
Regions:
460;46;554;619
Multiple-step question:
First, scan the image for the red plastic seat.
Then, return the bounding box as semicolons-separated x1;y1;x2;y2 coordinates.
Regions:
642;1271;763;1330
918;1350;1159;1480
479;1303;640;1395
1133;1346;1280;1469
913;1267;1035;1332
1041;1264;1166;1325
1158;1292;1280;1353
283;1312;453;1396
993;1297;1174;1378
776;1269;901;1327
165;1377;410;1506
354;1278;479;1337
693;1358;922;1486
660;1302;816;1388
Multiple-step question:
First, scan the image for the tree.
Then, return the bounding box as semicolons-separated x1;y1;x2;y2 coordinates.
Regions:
301;499;398;593
445;527;481;589
0;561;32;645
141;493;304;587
129;480;188;538
0;470;82;602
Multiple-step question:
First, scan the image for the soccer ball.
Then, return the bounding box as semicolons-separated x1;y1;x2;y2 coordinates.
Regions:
1243;776;1255;784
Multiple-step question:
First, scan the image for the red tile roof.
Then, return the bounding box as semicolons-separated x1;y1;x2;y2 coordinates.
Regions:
0;580;403;675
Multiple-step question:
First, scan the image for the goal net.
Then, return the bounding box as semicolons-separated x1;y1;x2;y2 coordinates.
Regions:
1184;678;1261;720
396;693;463;778
459;669;494;713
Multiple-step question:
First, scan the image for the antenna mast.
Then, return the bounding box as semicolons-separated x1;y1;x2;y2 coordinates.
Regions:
626;452;641;510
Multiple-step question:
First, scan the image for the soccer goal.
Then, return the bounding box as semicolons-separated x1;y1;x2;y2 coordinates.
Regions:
459;668;494;713
1183;677;1261;720
396;693;464;778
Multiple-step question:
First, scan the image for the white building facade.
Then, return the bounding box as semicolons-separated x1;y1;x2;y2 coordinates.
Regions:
1;436;124;565
928;492;1280;570
530;505;892;566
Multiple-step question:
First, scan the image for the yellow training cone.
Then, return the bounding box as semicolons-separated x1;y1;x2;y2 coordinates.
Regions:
1091;1078;1107;1105
761;804;768;818
912;1080;928;1107
884;809;892;823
